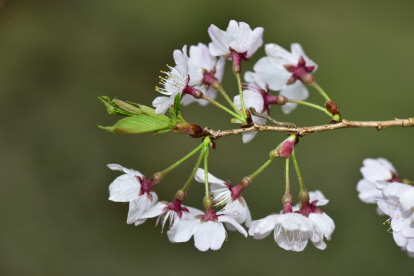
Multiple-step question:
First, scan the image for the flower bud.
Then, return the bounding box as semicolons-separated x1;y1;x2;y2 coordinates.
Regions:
172;122;203;138
274;133;299;159
326;101;342;123
175;190;186;201
240;177;251;188
325;101;339;114
276;95;288;105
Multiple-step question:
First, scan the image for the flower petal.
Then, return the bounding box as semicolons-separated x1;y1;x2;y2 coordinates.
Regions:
218;215;248;237
194;221;226;251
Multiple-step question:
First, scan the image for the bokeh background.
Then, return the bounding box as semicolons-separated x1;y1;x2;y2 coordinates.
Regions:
1;0;414;275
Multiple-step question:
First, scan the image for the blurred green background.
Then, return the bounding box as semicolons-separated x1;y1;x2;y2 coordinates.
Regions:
1;0;414;275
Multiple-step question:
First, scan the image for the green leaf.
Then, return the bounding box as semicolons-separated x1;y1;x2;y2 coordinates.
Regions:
173;93;181;117
128;102;171;122
99;96;141;116
99;114;172;134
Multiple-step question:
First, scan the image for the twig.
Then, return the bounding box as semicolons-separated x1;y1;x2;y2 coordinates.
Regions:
204;117;414;140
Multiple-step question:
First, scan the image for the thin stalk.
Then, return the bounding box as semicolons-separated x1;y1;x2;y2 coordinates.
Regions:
216;84;240;113
203;144;210;197
180;147;206;193
288;99;332;117
292;148;306;193
235;72;247;118
310;81;331;102
202;94;245;123
285;158;290;195
160;142;204;177
248;158;274;180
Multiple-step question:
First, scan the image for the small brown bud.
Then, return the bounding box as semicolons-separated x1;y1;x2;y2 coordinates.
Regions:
276;95;288;105
175;190;186;201
172;122;203;138
192;89;203;99
326;101;340;115
240;177;251;188
152;172;163;184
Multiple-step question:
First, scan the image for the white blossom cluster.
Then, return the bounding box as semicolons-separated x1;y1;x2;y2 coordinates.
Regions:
107;20;333;252
153;20;317;143
357;158;414;257
108;164;334;252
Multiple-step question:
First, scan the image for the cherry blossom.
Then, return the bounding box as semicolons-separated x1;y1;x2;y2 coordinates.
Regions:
376;181;414;257
298;191;335;249
181;43;225;106
357;158;400;204
247;43;316;113
153;45;201;114
233;89;267;143
107;164;159;226
249;212;317;251
168;209;247;251
208;20;264;59
194;168;252;227
208;20;263;73
140;200;203;232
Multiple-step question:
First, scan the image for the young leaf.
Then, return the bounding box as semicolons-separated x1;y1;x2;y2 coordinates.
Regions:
99;115;172;134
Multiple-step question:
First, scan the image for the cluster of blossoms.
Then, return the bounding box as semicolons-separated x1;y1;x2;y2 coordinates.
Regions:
101;20;411;256
357;158;414;257
108;162;334;251
104;20;335;252
152;20;322;143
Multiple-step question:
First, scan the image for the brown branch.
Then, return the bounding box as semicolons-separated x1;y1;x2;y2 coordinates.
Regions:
204;117;414;139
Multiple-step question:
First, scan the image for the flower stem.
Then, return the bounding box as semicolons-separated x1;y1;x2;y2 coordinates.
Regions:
285;158;290;195
310;81;331;102
235;72;247;118
215;83;241;114
248;158;274;180
180;146;206;193
160;142;204;177
288;99;332;117
403;179;414;185
292;148;307;193
203;142;210;197
202;94;246;123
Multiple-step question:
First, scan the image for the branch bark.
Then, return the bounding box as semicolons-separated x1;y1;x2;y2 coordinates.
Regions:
204;117;414;139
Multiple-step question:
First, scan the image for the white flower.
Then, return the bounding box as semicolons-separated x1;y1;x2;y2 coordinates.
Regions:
168;212;247;251
248;43;316;114
208;20;264;59
195;168;252;227
292;190;335;249
233;89;267;143
376;181;414;257
140;200;203;232
181;43;225;106
153;45;190;114
249;213;319;251
107;164;158;226
357;158;399;204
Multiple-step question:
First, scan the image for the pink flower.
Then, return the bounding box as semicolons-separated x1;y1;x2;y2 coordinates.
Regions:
107;164;159;226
